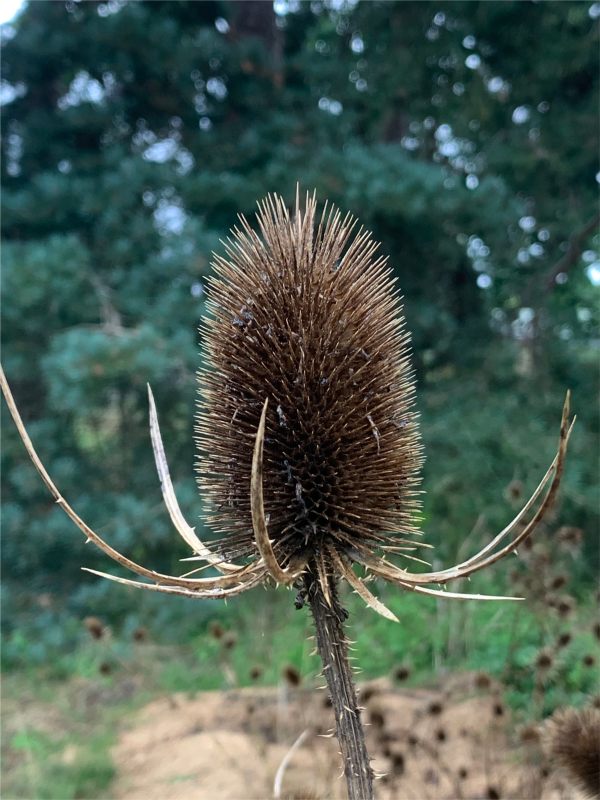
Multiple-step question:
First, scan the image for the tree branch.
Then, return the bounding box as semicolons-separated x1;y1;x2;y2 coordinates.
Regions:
543;214;599;292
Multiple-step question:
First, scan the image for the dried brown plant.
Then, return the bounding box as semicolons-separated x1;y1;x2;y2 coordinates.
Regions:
0;191;575;800
544;707;600;798
83;615;106;640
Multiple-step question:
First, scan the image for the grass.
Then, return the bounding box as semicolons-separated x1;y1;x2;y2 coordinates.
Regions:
8;729;115;800
2;673;120;800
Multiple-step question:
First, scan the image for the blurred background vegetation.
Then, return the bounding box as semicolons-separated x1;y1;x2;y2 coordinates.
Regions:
1;0;598;740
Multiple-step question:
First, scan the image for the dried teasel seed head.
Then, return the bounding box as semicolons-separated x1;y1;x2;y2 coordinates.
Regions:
369;709;386;729
492;701;505;717
557;526;584;551
195;192;423;570
544;707;600;799
556;595;576;618
427;700;444;716
132;626;148;642
391;752;405;776
393;665;411;682
536;648;554;671
550;573;568;591
222;631;237;650
522;536;534;552
282;664;302;687
505;479;524;503
360;684;381;703
209;621;225;640
519;724;541;745
474;671;492;690
557;631;572;649
83;616;105;640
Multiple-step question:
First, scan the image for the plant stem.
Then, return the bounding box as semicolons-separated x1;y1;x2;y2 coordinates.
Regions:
306;569;374;800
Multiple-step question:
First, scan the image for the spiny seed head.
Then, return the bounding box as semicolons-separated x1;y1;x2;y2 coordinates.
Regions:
209;621;224;640
393;665;411;682
132;626;148;642
519;724;541;745
391;752;405;775
474;671;492;690
556;595;575;618
557;526;583;550
282;664;302;687
545;708;600;799
505;479;523;503
369;709;386;728
536;648;554;671
195;192;423;568
222;631;237;650
550;573;568;590
83;616;105;640
427;701;444;716
557;631;572;649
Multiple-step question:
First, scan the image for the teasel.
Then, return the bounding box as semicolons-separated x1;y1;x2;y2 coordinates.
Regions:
0;192;575;800
544;707;600;799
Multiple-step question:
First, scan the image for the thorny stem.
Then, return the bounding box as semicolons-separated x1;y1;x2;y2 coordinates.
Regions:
306;567;374;800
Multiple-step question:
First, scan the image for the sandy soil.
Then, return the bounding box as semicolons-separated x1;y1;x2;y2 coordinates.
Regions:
110;674;579;800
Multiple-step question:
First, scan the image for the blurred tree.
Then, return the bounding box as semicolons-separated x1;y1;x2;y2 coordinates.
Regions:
1;0;597;655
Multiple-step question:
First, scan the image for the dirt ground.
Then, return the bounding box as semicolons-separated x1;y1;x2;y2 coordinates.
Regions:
111;674;581;800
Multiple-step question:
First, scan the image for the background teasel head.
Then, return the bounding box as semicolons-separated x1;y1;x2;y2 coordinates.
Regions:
195;192;423;583
544;707;600;799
